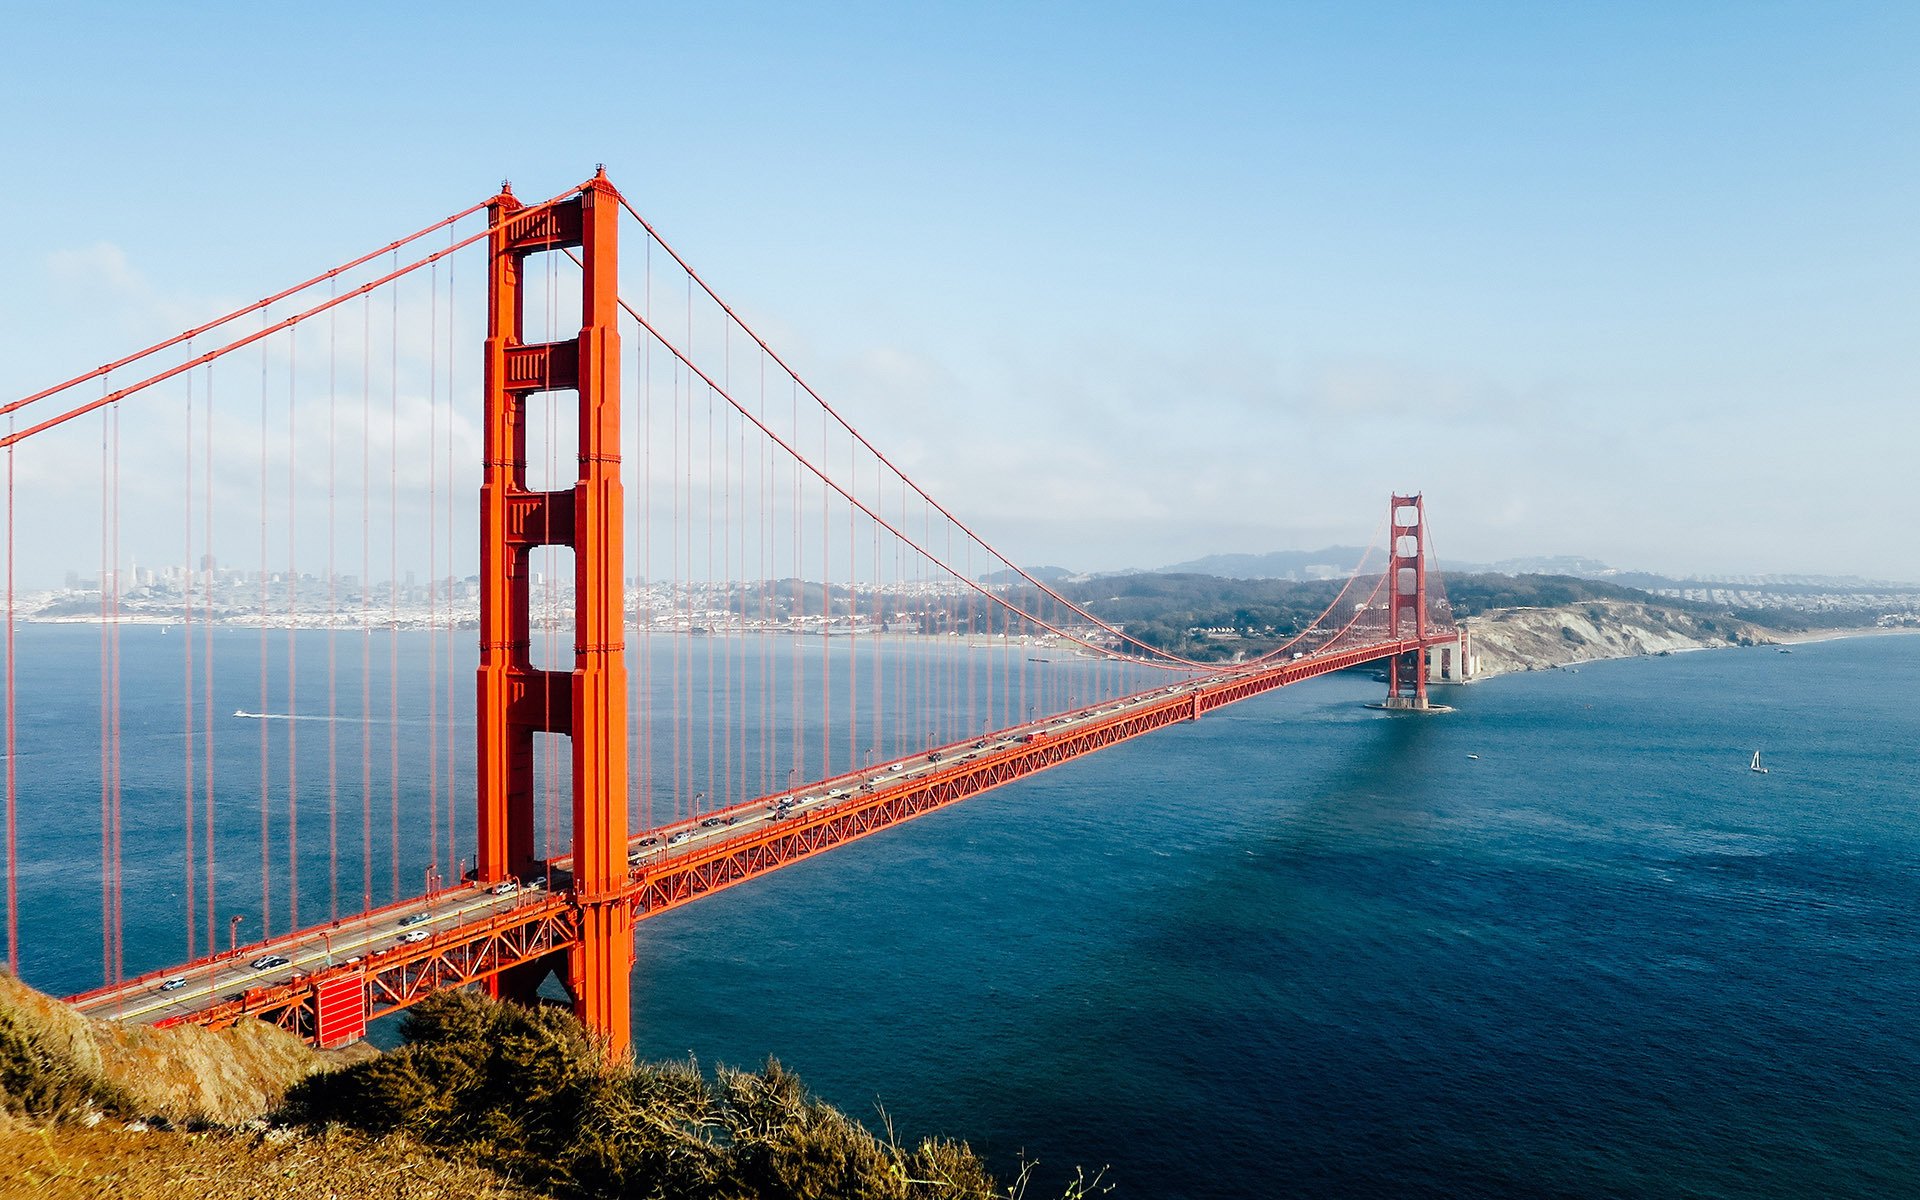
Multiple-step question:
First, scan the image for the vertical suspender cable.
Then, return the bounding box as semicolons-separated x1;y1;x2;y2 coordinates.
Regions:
820;404;830;776
427;261;439;884
361;293;373;912
5;416;15;973
682;289;694;820
258;335;272;938
110;401;123;981
445;237;458;877
203;365;216;955
790;378;800;785
388;255;400;903
847;430;857;773
328;285;339;921
287;326;299;929
670;358;681;825
100;404;111;983
718;332;721;810
641;257;653;833
183;367;196;960
759;350;770;804
706;383;715;811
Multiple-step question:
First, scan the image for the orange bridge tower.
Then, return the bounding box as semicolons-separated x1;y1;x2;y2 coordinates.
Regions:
1384;492;1431;710
476;173;633;1057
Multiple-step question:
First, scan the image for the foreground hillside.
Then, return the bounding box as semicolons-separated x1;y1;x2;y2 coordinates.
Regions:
0;969;536;1197
0;1122;538;1200
0;972;1059;1199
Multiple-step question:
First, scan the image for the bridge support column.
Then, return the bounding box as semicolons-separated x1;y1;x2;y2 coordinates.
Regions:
1384;493;1431;711
478;172;632;1059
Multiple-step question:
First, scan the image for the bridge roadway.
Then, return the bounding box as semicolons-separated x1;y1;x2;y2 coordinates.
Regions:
66;633;1448;1041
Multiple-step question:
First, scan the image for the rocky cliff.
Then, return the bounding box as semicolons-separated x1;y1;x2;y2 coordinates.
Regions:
1463;600;1779;678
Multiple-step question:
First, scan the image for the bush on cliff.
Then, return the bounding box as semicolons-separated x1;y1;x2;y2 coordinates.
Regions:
287;989;1003;1200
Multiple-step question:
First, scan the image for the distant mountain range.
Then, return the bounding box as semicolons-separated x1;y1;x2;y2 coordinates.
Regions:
978;551;1917;591
1150;549;1915;590
1149;548;1614;582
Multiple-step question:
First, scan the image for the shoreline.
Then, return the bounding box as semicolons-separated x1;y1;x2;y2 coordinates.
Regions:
1771;625;1920;646
1459;598;1917;681
1473;627;1919;681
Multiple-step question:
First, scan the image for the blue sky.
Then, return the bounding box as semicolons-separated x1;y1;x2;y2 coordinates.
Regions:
3;2;1914;578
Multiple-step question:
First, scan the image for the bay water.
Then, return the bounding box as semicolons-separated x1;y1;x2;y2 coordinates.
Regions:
8;626;1919;1196
631;634;1920;1198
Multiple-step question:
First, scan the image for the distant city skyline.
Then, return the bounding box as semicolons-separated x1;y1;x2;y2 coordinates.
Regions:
2;4;1914;580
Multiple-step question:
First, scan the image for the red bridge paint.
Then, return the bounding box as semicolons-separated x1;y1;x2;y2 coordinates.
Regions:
313;971;367;1049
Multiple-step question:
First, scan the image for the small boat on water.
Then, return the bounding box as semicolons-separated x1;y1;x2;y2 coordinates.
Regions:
1749;750;1768;774
1466;754;1480;761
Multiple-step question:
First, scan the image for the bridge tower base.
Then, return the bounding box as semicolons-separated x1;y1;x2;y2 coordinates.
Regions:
477;174;633;1059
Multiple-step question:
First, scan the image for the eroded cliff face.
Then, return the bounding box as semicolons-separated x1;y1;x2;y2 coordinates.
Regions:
0;969;355;1127
1463;600;1777;677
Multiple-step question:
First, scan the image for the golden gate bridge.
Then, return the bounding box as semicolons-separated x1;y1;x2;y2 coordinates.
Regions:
1;171;1462;1059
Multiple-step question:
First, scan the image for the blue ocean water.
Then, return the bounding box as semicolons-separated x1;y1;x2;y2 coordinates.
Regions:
627;635;1920;1199
8;628;1920;1196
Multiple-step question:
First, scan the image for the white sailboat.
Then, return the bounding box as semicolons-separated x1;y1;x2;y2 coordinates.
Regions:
1749;750;1768;774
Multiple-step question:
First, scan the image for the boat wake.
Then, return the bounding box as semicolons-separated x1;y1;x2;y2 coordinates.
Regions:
231;710;343;722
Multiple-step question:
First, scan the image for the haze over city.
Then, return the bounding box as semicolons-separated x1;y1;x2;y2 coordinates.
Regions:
1;3;1913;580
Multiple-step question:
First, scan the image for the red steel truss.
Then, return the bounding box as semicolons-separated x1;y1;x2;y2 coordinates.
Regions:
158;896;577;1041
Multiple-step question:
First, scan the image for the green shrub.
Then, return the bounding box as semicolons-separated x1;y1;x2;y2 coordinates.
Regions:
287;990;1012;1200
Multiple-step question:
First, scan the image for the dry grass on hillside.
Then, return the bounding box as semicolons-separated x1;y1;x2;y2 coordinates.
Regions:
0;1119;543;1200
0;972;1099;1199
0;969;541;1197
